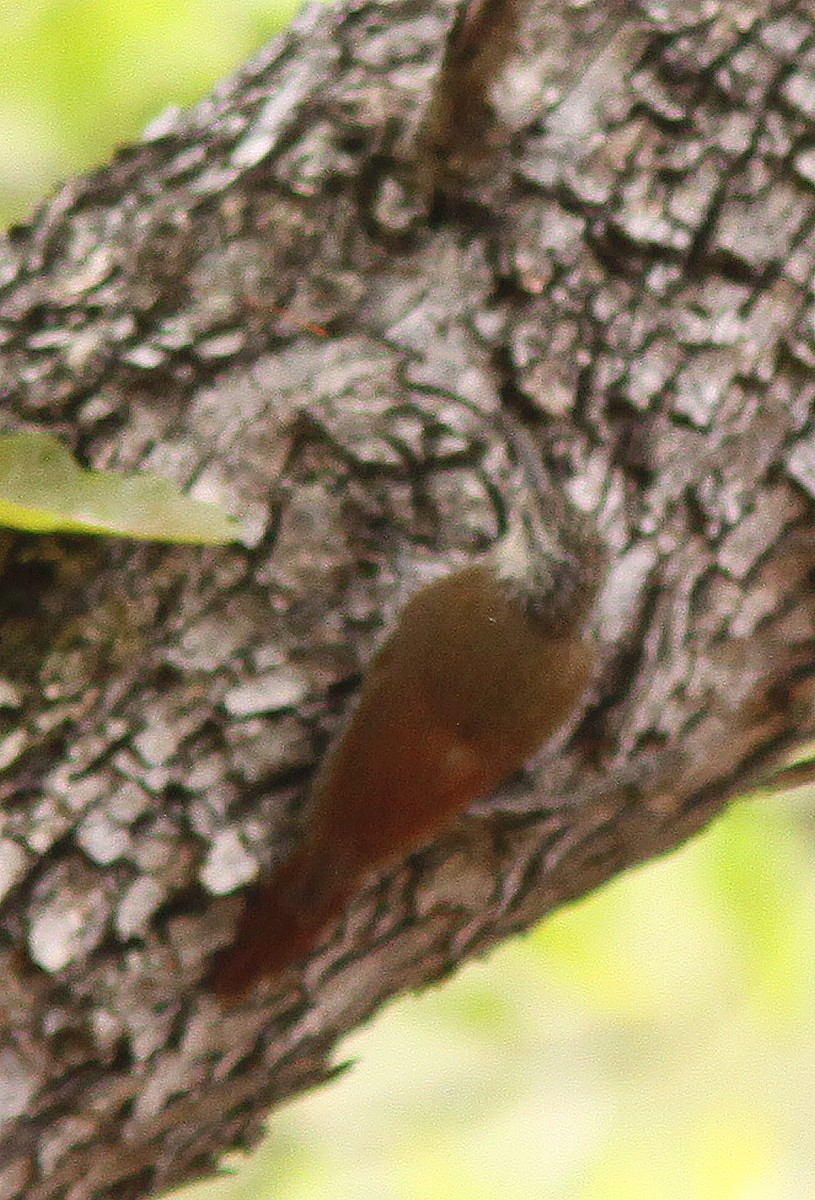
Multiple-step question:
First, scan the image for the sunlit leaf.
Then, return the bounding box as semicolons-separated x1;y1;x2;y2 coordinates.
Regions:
0;431;239;543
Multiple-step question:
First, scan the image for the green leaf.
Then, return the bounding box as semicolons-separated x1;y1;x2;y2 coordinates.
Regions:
0;432;239;543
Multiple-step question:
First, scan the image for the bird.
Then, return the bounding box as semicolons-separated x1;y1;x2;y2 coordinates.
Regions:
210;505;602;1000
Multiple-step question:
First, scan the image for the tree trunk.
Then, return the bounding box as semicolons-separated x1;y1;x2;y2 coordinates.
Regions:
2;0;815;1196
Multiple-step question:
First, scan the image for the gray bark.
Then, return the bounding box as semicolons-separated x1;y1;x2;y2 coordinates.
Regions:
2;0;815;1196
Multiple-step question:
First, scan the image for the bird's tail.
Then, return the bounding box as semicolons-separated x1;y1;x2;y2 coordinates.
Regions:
209;843;349;1001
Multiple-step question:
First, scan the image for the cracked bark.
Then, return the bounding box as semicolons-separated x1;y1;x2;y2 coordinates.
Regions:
2;0;815;1196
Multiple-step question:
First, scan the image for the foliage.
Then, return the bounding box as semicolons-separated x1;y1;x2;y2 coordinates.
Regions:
0;431;239;541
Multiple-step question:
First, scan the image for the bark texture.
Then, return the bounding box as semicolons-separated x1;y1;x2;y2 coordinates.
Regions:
2;0;815;1196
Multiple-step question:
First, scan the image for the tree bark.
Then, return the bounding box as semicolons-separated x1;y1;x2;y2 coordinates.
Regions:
2;0;815;1196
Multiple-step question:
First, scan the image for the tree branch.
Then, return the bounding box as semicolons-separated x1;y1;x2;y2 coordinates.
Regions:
2;0;815;1196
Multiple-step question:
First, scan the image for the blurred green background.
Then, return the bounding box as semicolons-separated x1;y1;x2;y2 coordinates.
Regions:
0;0;301;225
3;5;815;1197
